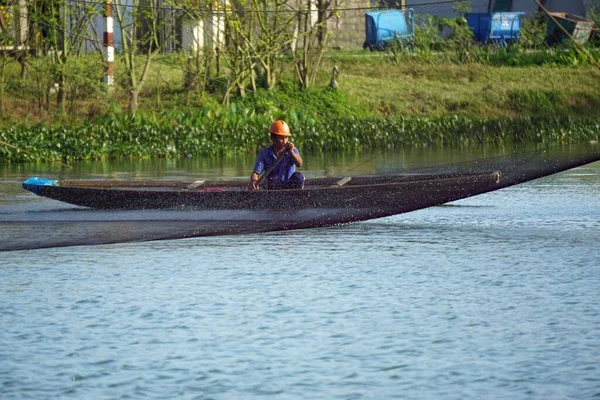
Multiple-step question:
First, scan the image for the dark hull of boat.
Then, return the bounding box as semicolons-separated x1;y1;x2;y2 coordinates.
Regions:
24;172;502;214
23;143;600;215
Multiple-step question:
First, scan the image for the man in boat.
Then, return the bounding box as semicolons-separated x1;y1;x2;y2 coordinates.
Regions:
250;120;304;191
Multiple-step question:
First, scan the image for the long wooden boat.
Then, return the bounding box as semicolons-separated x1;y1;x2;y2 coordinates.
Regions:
22;171;502;215
22;143;600;216
9;144;598;251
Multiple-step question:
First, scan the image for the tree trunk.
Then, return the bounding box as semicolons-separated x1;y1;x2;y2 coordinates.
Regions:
317;0;327;46
57;72;66;111
16;49;28;78
129;90;139;113
0;58;5;112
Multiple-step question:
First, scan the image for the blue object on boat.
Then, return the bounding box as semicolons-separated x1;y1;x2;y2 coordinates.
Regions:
23;177;57;195
465;12;525;46
364;9;414;50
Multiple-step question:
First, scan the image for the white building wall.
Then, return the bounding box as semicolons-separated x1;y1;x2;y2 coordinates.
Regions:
12;0;29;48
180;4;226;53
206;11;225;50
181;19;205;53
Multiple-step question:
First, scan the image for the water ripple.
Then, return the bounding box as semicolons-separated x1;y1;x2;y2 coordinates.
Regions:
1;168;600;399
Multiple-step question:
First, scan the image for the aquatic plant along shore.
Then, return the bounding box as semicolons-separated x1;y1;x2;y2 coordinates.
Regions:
1;115;599;163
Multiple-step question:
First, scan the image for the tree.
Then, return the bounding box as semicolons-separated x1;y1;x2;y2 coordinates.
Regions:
0;4;15;112
113;0;176;112
28;0;100;111
220;0;297;102
292;0;338;89
247;0;296;90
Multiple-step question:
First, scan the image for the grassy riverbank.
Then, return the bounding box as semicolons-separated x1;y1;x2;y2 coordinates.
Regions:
1;50;600;162
323;53;600;119
2;50;600;123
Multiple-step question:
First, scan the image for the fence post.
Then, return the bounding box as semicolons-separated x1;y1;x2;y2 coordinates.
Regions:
104;0;114;88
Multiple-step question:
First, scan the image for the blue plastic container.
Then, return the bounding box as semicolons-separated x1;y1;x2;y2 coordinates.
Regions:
364;9;414;50
465;12;525;45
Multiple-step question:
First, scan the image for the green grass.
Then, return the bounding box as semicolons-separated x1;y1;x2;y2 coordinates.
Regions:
320;56;600;119
1;50;599;126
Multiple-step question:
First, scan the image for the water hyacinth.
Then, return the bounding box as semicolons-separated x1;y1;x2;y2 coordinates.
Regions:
1;115;599;163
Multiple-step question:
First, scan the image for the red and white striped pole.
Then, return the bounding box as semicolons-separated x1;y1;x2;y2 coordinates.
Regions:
103;0;114;87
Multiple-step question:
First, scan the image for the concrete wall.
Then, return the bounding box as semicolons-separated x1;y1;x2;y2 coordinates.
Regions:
409;0;487;19
327;0;368;49
507;0;587;16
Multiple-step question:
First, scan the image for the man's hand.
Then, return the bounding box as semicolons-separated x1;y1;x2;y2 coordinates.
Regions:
285;143;302;167
250;172;260;191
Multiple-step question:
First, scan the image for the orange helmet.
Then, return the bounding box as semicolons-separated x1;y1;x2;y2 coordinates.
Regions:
269;120;291;137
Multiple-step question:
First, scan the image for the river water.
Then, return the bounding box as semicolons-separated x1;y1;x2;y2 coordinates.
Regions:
1;147;599;399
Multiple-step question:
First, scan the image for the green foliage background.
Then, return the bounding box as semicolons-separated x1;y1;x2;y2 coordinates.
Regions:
1;12;600;163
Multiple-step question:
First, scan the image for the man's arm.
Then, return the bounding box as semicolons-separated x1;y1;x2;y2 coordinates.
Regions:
285;143;302;167
250;150;265;190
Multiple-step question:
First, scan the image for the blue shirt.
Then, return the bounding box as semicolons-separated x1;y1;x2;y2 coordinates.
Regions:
253;146;300;182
